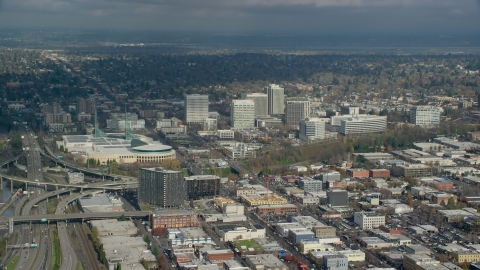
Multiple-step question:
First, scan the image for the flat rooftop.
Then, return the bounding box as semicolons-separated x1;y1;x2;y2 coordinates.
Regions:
90;219;136;235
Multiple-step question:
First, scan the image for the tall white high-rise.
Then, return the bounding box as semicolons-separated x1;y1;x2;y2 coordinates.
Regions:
410;106;440;127
299;118;326;140
231;100;255;129
185;94;209;124
242;93;268;117
285;98;310;127
265;84;285;115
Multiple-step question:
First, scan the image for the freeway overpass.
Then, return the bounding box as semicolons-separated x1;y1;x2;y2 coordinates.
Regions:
0;172;138;190
0;211;151;223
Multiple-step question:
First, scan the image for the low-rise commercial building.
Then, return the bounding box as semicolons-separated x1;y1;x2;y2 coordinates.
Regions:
214;224;266;242
370;169;390;178
150;209;199;235
451;251;480;263
313;226;336;238
338;249;366;262
323;254;348;270
288;229;316;244
101;236;157;270
256;204;299;216
79;193;123;213
244;254;288;270
354;212;385;230
275;223;306;238
396;164;434;177
90;219;137;236
243;194;288;206
347;169;370;178
299;241;335;254
67;172;84;184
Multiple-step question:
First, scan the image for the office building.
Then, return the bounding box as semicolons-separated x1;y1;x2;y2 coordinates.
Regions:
340;106;360;115
231;99;255;129
339;115;387;135
185;94;209;124
138;167;184;208
354;212;385;230
298;178;323;192
242;93;268;117
327;190;349;207
285;98;310;127
410;106;441;127
265;84;285;115
184;175;220;200
299;118;326;140
322;254;348;270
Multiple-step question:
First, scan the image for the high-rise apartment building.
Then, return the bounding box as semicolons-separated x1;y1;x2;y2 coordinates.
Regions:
231;99;255;129
265;84;285;115
242;93;268;117
299;118;326;140
285;98;310;127
138;167;184;208
185;94;209;124
76;98;96;114
43;103;62;114
410;106;441;127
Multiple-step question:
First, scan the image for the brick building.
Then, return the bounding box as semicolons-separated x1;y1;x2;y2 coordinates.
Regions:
256;204;299;215
347;169;370;178
379;225;401;235
369;169;390;178
151;209;199;235
432;180;454;191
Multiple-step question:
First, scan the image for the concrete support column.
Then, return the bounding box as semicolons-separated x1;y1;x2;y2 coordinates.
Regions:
80;187;83;193
57;194;59;199
70;191;72;196
44;184;47;190
1;177;3;190
25;182;27;190
10;180;13;193
56;185;58;190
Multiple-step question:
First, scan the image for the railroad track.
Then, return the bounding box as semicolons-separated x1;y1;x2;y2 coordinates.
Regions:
72;223;103;270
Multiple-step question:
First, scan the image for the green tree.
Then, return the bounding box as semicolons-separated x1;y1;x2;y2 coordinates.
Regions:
10;133;22;149
153;247;159;258
447;197;456;209
141;258;148;269
117;262;122;270
143;235;151;245
119;214;127;221
91;226;99;243
59;145;65;152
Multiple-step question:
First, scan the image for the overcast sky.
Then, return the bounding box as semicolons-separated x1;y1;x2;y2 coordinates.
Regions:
0;0;479;35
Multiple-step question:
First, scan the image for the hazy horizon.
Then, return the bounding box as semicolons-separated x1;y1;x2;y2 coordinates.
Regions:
0;0;479;36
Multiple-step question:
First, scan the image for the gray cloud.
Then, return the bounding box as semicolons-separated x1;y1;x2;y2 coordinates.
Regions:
0;0;479;34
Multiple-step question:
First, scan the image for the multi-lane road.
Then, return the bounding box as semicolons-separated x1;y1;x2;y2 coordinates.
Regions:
58;222;77;270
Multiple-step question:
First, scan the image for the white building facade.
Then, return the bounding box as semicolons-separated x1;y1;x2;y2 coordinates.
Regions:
339;115;387;135
410;106;441;127
299;118;326;140
243;93;269;117
231;99;255;129
354;212;386;230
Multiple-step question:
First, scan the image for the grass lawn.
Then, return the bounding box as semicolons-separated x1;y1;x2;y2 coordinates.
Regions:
6;255;19;270
50;228;61;270
234;239;264;252
181;168;189;177
76;261;84;270
139;202;157;211
47;199;58;214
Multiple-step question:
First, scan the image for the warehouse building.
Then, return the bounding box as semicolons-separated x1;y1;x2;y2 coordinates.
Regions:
150;209;199;235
